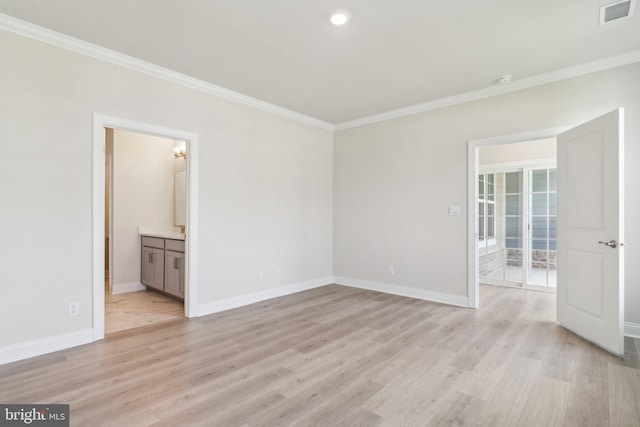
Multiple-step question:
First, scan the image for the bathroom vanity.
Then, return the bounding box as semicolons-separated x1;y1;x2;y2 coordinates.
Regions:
140;233;185;300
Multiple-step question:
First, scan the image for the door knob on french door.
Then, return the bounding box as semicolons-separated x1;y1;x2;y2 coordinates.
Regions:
598;240;617;248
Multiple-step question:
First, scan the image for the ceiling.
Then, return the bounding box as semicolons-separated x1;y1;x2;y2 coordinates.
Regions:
1;0;639;125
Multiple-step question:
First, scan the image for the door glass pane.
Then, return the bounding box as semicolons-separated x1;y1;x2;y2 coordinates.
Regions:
531;170;547;192
487;218;495;239
529;261;548;286
505;247;523;282
505;172;523;194
505;194;522;215
532;238;547;250
506;216;522;238
506;238;522;248
549;217;557;239
487;174;494;201
549;169;557;191
531;217;548;239
549;193;557;215
479;172;522;285
527;168;557;289
531;194;547;215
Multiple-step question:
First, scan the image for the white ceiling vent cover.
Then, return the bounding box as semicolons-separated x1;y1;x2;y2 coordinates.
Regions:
599;0;635;24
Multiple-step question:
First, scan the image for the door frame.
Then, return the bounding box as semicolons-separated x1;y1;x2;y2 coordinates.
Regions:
467;126;570;308
92;113;200;341
106;149;114;295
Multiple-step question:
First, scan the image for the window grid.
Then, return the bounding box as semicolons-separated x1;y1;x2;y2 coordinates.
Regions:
528;168;557;287
478;174;496;244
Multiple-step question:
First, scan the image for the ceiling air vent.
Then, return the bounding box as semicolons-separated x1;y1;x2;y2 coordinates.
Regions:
599;0;635;24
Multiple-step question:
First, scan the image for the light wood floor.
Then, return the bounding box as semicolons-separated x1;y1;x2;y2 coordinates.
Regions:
1;285;639;426
105;290;184;335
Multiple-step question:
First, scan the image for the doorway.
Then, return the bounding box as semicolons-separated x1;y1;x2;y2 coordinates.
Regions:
466;126;570;308
92;114;199;341
104;128;188;334
468;110;624;355
478;164;557;291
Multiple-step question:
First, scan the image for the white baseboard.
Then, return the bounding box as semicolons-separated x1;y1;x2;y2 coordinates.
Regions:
0;329;93;366
625;322;640;339
197;276;333;317
333;276;469;308
111;281;146;294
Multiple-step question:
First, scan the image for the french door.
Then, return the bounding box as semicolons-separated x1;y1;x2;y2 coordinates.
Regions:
478;166;557;290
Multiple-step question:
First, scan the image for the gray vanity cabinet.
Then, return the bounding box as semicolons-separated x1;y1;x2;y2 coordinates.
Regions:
141;236;185;300
165;239;185;298
141;237;165;291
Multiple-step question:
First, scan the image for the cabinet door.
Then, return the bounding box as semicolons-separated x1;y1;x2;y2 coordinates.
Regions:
165;250;184;298
152;248;165;290
142;246;164;290
141;246;155;287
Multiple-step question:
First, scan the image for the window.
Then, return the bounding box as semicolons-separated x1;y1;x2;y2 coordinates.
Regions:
478;174;496;246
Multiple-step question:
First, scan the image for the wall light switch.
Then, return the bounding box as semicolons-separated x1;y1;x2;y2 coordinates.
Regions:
448;205;461;216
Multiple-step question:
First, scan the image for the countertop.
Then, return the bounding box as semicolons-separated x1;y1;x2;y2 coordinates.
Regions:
139;231;186;240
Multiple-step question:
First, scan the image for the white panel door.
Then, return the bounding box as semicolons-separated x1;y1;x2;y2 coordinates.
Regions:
557;109;624;355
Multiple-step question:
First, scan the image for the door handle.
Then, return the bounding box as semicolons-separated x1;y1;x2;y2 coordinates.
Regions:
598;240;617;249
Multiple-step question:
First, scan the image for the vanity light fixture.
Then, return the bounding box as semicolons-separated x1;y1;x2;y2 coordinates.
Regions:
174;147;187;159
329;10;350;25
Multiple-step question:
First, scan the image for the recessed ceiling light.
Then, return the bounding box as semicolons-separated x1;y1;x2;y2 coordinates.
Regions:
329;10;350;25
496;75;512;84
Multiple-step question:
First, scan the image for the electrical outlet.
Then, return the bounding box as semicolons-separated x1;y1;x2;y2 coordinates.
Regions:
258;271;264;281
388;266;395;276
275;269;281;280
68;302;79;316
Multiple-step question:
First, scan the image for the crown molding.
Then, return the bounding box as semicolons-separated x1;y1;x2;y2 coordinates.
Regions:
2;13;639;133
0;13;334;131
335;49;640;131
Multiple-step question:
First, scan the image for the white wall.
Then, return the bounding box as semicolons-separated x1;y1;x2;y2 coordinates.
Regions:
480;138;556;165
1;24;637;359
334;62;640;325
0;29;333;350
112;130;175;288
